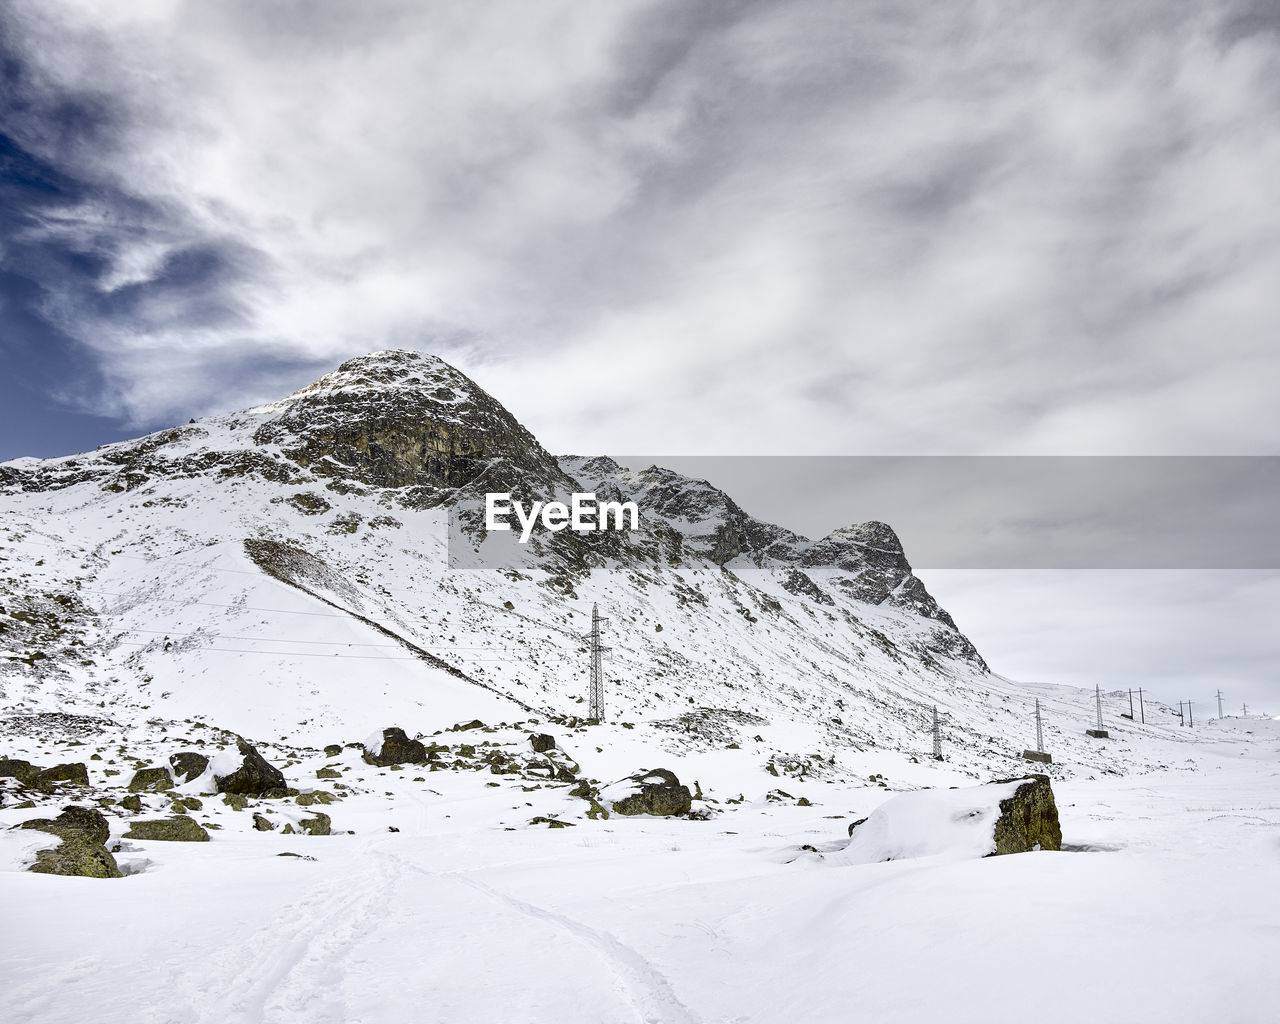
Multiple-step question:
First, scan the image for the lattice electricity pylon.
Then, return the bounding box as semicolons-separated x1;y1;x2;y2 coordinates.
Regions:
587;602;610;724
1035;698;1045;754
931;705;943;760
1095;685;1104;731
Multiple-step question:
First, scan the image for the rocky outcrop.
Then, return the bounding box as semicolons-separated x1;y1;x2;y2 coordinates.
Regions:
362;727;427;767
169;752;209;783
19;805;122;878
990;774;1062;855
124;816;211;842
604;769;693;817
215;739;286;796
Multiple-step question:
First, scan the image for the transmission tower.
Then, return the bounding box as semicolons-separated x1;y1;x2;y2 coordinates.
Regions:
1217;689;1224;720
1035;698;1045;754
587;602;609;724
1095;685;1104;731
931;705;943;760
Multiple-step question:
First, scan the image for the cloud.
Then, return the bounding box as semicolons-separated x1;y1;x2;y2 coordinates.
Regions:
1;0;1278;454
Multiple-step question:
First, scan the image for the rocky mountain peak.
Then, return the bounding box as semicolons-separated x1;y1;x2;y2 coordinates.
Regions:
251;350;571;503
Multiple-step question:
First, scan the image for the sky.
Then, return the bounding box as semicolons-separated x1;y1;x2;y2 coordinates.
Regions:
1;0;1277;709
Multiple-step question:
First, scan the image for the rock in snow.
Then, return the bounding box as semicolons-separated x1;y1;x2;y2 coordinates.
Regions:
362;727;427;767
214;739;287;796
602;769;693;817
837;775;1062;864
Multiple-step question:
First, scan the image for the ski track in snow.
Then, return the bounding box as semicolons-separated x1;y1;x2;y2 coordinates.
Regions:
382;850;701;1024
167;851;399;1024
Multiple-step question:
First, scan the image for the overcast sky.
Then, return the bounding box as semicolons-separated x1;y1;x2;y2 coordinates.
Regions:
2;1;1277;710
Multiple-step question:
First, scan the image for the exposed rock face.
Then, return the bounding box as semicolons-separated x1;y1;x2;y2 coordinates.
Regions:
605;769;693;817
990;774;1063;855
215;739;286;796
362;728;427;767
529;733;556;753
169;752;209;783
250;351;572;504
127;767;174;793
19;805;122;878
124;816;211;842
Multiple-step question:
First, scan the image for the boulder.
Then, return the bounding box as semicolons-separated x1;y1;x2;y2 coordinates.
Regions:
299;812;330;836
252;813;275;831
837;775;1062;864
19;805;121;879
120;794;143;812
529;733;556;753
127;766;174;793
124;816;211;842
169;751;210;783
215;739;286;796
362;727;426;767
0;757;41;785
323;744;343;758
34;763;89;788
603;769;693;817
991;774;1062;855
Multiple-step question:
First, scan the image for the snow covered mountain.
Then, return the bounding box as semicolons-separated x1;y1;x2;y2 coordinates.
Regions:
1;350;1186;783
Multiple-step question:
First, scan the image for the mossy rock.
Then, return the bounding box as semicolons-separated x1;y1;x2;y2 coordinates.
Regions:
120;794;143;812
991;775;1063;855
124;816;211;842
529;733;556;753
298;812;330;836
323;744;343;758
296;790;337;806
20;806;122;878
178;796;203;812
609;769;693;817
0;757;41;785
529;816;575;828
223;792;249;811
127;766;174;793
252;813;275;831
451;719;486;732
316;768;341;780
34;763;89;788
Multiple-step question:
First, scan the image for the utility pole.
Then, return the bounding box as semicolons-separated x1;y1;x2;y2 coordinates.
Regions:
931;705;943;761
1217;689;1225;720
1023;699;1052;763
1187;700;1194;728
1128;688;1134;718
1177;701;1185;727
1138;687;1145;724
587;602;609;724
1242;702;1248;718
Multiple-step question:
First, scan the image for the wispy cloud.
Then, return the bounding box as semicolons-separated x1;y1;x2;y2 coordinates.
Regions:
2;0;1278;456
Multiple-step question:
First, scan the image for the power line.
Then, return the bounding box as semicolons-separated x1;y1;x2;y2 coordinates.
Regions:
111;640;514;662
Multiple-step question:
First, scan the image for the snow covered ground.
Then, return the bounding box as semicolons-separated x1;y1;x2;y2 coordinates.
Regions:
3;716;1277;1024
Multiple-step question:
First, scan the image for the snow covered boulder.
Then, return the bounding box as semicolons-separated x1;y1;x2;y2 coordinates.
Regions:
0;757;41;786
529;733;556;753
19;805;122;878
34;762;89;788
362;727;427;767
602;769;693;817
838;775;1062;864
169;751;209;783
214;739;286;796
